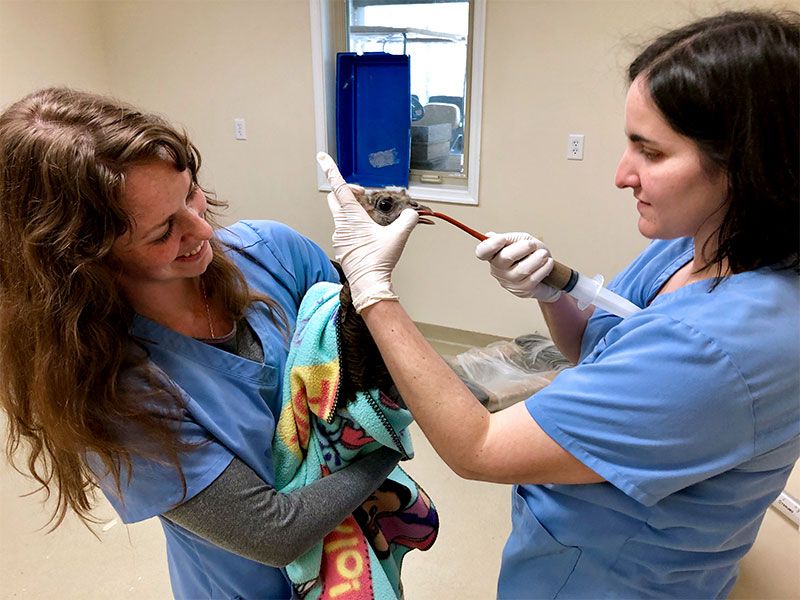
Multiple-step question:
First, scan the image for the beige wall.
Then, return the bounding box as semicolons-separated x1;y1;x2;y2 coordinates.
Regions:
96;0;333;243
2;0;794;338
0;1;110;106
1;0;798;596
401;0;658;335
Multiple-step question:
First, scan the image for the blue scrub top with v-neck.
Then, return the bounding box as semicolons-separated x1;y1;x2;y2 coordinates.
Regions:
499;237;800;599
96;220;339;600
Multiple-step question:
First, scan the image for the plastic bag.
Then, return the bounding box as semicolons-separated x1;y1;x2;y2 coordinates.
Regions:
446;333;573;413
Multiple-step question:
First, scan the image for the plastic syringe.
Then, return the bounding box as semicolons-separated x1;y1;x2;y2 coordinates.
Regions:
417;210;641;319
544;262;641;318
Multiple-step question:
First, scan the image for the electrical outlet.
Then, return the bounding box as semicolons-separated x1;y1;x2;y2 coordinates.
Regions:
567;134;584;160
234;118;247;140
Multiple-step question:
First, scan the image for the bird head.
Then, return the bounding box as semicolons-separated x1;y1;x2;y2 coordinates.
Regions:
349;186;434;226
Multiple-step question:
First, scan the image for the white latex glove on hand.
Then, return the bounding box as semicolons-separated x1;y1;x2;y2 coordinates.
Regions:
475;232;563;302
317;152;419;313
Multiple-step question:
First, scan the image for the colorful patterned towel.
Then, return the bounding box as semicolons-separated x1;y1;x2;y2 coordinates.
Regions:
273;281;438;599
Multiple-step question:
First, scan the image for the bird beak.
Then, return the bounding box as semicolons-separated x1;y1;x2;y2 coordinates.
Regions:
415;202;435;225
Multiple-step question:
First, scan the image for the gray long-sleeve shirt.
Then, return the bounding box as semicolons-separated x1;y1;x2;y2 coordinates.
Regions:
163;318;400;567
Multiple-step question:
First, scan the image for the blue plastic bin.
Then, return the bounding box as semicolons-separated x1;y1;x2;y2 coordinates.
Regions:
336;52;410;188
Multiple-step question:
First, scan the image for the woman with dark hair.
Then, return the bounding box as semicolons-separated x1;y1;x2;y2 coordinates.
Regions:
320;9;799;598
0;87;401;599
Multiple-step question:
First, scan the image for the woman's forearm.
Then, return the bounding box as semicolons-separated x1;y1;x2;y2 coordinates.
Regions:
164;450;400;567
360;300;603;486
361;300;492;478
539;294;592;363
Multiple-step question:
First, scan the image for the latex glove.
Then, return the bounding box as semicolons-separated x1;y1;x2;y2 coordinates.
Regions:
475;232;563;302
317;152;419;312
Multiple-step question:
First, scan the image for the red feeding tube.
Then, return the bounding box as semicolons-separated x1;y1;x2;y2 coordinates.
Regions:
417;210;488;242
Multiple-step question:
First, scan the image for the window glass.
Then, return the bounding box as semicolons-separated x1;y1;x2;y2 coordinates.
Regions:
311;0;484;203
346;0;470;176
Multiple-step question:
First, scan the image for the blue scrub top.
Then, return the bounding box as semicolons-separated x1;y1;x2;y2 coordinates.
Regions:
96;221;339;599
500;238;800;599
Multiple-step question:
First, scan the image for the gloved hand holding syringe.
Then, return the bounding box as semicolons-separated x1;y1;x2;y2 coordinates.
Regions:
471;230;642;318
317;151;641;319
428;216;641;318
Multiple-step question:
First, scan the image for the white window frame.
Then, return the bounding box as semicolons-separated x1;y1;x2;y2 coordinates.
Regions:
310;0;485;205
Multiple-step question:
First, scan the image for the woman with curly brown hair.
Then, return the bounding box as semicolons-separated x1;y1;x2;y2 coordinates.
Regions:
0;87;399;599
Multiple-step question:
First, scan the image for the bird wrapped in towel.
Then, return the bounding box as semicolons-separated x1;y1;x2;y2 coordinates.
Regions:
272;186;439;600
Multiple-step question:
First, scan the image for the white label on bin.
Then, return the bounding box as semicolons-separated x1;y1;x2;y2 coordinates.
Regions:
368;148;399;168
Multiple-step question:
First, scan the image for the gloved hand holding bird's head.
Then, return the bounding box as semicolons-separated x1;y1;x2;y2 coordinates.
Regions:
317;152;421;313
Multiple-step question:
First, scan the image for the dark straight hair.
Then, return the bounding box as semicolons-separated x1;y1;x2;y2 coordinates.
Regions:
629;10;799;276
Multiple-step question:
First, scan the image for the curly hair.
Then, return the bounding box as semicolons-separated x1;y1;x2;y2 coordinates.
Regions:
628;10;799;279
0;87;287;528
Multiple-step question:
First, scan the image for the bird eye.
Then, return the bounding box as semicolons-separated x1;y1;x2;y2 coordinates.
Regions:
376;198;394;212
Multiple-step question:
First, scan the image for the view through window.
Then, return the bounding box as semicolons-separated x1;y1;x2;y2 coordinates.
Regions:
346;0;470;176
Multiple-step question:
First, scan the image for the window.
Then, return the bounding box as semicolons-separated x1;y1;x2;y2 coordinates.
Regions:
311;0;486;205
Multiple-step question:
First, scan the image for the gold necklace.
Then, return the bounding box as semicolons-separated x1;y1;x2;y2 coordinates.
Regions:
200;278;215;339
